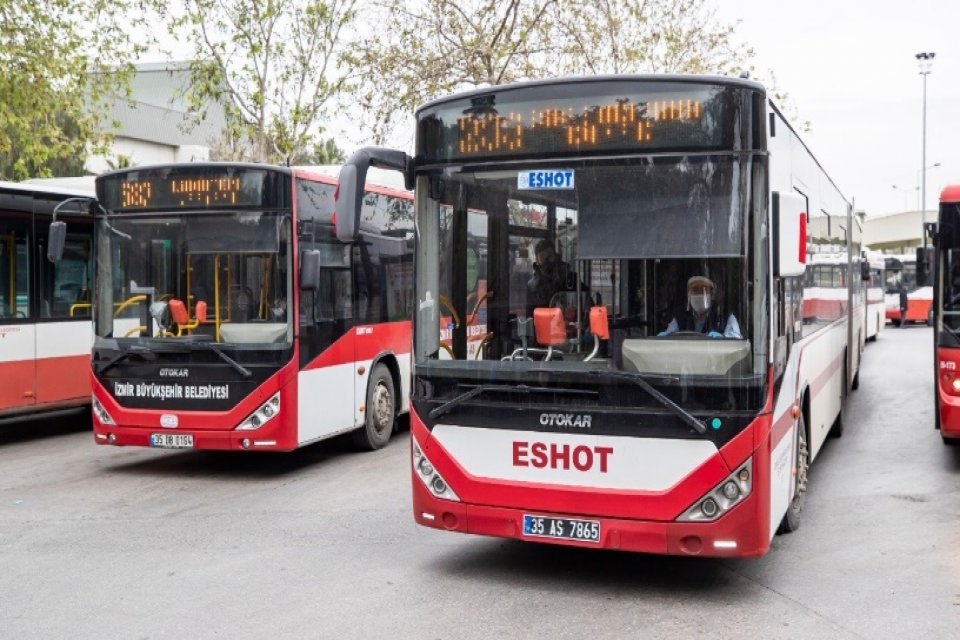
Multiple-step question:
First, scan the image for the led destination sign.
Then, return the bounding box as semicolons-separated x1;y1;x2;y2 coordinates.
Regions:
417;80;748;162
457;99;703;155
98;166;289;212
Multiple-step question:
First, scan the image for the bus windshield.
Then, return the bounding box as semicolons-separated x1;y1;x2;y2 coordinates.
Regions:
414;155;762;409
94;210;293;346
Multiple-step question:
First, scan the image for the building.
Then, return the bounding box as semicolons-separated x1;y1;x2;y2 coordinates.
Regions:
862;210;931;253
85;62;227;174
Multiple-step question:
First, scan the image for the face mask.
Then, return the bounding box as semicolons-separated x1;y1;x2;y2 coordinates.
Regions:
690;292;711;314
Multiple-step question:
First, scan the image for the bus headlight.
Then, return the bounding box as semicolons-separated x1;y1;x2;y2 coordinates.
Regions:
236;392;280;431
677;458;752;522
413;441;460;502
92;397;115;425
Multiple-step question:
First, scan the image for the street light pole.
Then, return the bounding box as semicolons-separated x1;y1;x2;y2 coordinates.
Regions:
917;51;935;246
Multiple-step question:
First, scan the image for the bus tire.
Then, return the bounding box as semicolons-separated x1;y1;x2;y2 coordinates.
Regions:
851;367;860;391
352;364;396;451
777;413;809;535
943;435;959;446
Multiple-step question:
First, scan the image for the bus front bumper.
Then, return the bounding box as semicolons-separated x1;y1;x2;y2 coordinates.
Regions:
92;404;297;452
411;472;769;558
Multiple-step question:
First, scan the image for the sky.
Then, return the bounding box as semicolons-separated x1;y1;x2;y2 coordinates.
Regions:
141;1;958;217
714;0;960;216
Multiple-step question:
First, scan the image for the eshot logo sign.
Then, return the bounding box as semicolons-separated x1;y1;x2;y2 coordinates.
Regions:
518;169;575;190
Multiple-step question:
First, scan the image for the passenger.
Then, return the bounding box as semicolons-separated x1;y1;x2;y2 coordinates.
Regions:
659;275;742;338
899;285;908;328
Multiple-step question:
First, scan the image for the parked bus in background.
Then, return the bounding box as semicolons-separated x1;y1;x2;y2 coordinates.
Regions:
49;163;414;451
336;75;861;557
1;180;95;424
884;251;933;325
862;250;885;341
802;250;866;367
933;185;960;444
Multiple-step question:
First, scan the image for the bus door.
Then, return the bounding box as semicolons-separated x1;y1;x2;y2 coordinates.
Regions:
297;221;356;439
34;214;94;407
0;220;36;413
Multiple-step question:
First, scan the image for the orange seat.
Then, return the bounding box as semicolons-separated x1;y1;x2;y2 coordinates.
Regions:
533;307;566;346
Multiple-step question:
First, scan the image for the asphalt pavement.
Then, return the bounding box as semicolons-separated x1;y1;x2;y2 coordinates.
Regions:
1;324;958;639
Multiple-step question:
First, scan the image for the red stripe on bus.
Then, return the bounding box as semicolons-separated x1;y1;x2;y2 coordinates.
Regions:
0;360;38;412
809;352;842;399
301;321;411;371
769;411;795;450
36;354;90;404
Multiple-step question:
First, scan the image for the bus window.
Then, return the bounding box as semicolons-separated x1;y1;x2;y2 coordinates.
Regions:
39;234;92;318
0;228;30;319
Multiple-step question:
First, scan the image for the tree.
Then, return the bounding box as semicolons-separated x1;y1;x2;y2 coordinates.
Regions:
289;137;346;165
0;0;144;180
347;0;558;144
349;0;756;144
165;0;358;164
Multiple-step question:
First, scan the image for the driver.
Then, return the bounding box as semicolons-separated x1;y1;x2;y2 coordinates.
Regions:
527;239;572;312
659;275;742;338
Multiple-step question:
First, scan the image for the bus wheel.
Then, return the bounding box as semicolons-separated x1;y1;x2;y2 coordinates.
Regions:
851;367;860;391
352;364;396;451
778;414;809;534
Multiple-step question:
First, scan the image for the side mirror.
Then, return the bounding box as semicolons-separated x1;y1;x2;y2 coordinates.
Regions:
772;192;807;277
300;250;321;291
335;147;413;243
47;221;67;262
334;165;359;243
860;259;871;282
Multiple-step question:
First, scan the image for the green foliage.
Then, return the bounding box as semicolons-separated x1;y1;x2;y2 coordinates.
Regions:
348;0;757;144
165;0;357;164
289;138;347;165
0;0;144;180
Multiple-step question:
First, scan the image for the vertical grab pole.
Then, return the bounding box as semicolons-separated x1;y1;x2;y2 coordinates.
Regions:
214;255;221;342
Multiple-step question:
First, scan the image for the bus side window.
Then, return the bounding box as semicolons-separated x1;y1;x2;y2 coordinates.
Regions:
39;233;92;319
0;228;31;319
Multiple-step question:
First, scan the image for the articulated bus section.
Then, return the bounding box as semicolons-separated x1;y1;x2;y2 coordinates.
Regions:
338;76;859;557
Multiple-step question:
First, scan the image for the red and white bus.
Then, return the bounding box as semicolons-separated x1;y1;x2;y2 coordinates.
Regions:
863;250;886;341
933;185;960;443
884;251;933;325
49;163;414;451
1;180;95;424
336;76;862;557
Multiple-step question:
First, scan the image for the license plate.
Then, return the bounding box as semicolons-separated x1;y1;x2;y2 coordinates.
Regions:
523;514;600;543
150;433;194;449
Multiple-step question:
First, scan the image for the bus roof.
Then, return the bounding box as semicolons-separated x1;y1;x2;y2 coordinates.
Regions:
95;162;411;201
415;73;766;114
941;185;960;204
0;178;94;198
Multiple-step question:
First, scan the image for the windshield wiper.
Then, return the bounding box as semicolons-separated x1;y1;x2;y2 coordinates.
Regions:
588;370;707;434
189;341;253;379
428;383;597;420
97;346;155;376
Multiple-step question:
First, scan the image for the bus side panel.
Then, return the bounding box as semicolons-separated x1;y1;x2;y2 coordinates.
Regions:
351;321;412;426
768;344;802;538
0;325;36;414
297;362;357;443
798;321;845;462
35;320;92;405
